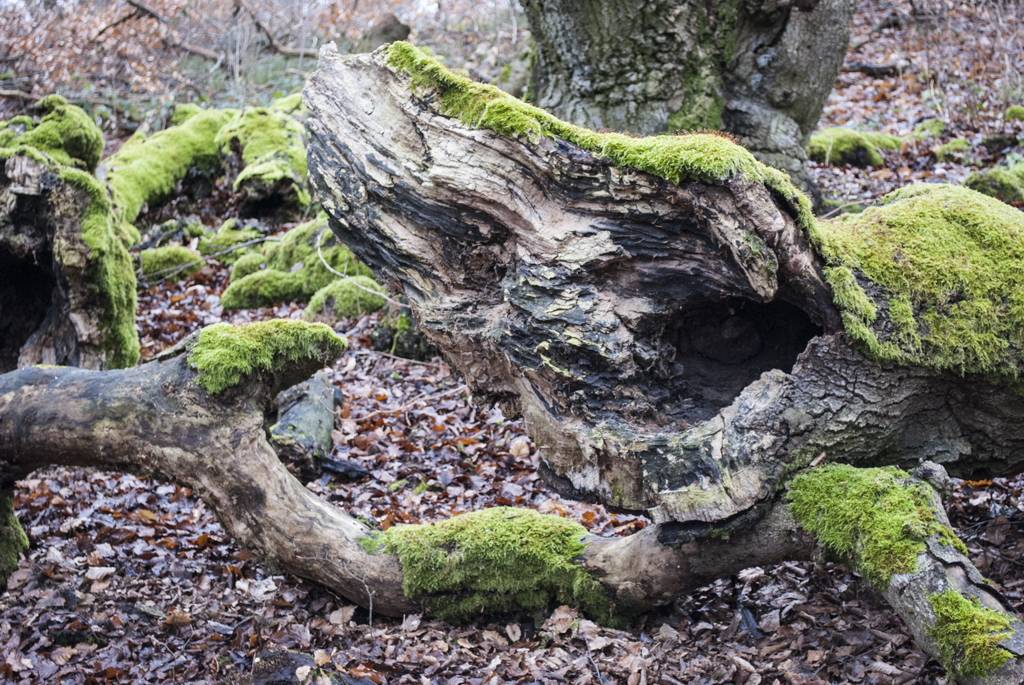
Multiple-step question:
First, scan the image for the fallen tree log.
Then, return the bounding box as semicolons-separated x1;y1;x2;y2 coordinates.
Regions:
0;321;1021;682
298;44;1024;681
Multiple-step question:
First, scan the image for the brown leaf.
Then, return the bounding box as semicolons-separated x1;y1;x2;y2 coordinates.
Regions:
544;605;577;634
85;566;115;581
313;650;330;667
505;622;522;642
329;605;356;625
164;608;192;627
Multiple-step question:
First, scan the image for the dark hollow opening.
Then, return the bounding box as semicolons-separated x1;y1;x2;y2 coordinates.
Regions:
661;298;822;427
0;249;55;373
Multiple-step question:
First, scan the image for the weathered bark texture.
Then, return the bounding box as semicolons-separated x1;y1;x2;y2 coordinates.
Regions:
0;154;132;372
521;0;857;193
303;48;1024;528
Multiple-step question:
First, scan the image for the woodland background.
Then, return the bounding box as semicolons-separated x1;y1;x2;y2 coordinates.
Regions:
1;0;1024;683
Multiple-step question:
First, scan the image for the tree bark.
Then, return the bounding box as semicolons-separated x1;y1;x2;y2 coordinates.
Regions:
520;0;857;195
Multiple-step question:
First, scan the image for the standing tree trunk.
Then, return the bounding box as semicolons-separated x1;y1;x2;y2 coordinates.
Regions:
521;0;857;196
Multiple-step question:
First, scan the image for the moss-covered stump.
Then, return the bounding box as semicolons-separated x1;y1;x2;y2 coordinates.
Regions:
0;490;28;591
807;127;902;167
817;184;1024;386
139;245;203;286
936;138;971;163
305;276;386;323
965;164;1024;205
1;106;139;371
913;118;945;140
221;214;374;310
1006;105;1024;122
105;106;235;228
215;107;310;222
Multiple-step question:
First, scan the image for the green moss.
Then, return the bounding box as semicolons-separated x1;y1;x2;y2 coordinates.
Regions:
187;320;347;394
935;137;970;162
0;492;29;591
361;507;614;624
788;464;968;590
197;219;263;265
106;108;234;227
269;92;307;117
964;165;1024;204
913;118;944;139
383;41;816;241
170;103;203;125
412;481;431;495
305;276;386;321
221;214;372;309
816;184;1024;384
214;107;309;209
928;590;1014;677
807;127;901;167
1005;105;1024;121
139;245;202;285
57;167;140;368
4;95;104;172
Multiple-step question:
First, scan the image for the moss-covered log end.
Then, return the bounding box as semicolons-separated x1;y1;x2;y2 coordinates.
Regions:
0;492;28;591
928;590;1015;677
0;95;104;172
787;464;966;590
139;245;202;285
818;183;1024;386
965;165;1024;205
807;127;901;168
361;507;618;626
187;320;346;394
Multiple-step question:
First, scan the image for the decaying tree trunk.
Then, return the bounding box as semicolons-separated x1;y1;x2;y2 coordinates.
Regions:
298;46;1024;681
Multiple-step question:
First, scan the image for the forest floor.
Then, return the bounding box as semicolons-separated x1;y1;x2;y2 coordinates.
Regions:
3;1;1024;684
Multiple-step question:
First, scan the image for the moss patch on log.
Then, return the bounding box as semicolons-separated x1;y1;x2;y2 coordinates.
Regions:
106;108;234;227
188;320;346;394
0;95;104;172
964;164;1024;204
383;41;815;241
139;245;202;286
927;590;1014;677
816;184;1024;385
787;464;967;590
360;507;614;625
807;127;901;167
197;218;263;265
912;118;944;139
0;492;28;591
935;138;970;163
214;107;310;210
1005;105;1024;121
221;214;373;309
305;276;386;322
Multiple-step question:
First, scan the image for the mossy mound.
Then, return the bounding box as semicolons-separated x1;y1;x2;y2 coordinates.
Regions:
188;320;346;394
170;103;204;125
362;507;614;624
384;41;815;238
1005;105;1024;122
935;138;970;163
927;590;1015;677
912;118;944;140
215;107;310;214
0;492;29;591
269;92;307;118
807;127;901;168
106;108;235;227
139;245;202;286
817;184;1024;385
197;218;267;265
221;214;373;309
305;276;387;322
788;464;966;590
964;164;1024;204
138;216;209;251
0;95;104;172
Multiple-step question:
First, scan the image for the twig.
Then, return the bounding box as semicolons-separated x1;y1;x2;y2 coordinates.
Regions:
0;90;42;102
315;230;406;307
91;10;141;43
581;632;606;684
135;237;280;288
821;202;864;219
234;0;320;58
